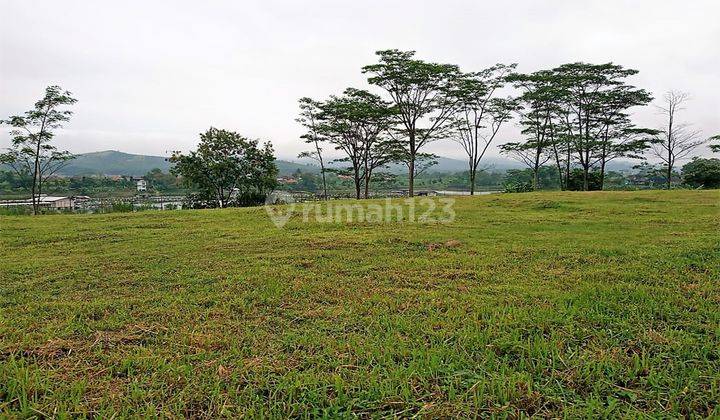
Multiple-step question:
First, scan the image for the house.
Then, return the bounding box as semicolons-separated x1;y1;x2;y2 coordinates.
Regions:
136;179;148;192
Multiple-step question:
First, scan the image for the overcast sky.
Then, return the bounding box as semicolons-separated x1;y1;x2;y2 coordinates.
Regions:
1;0;718;162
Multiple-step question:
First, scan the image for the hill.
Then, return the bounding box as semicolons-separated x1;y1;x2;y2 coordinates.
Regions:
59;150;172;176
45;150;323;176
0;190;717;417
0;149;646;177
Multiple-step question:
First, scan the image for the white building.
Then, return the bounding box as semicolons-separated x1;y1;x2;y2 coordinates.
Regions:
136;179;147;192
0;195;90;210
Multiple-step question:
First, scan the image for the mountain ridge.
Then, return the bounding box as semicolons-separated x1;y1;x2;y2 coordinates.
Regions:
2;150;636;177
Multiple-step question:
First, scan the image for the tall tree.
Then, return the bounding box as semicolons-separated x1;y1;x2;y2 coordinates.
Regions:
170;128;277;208
592;87;656;189
505;70;566;189
296;97;329;200
363;49;460;196
0;86;77;214
649;91;706;189
319;88;395;199
397;152;438;183
552;63;650;191
451;64;518;194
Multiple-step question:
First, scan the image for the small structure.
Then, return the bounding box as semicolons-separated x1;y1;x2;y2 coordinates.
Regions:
0;195;91;210
136;179;148;192
276;176;298;185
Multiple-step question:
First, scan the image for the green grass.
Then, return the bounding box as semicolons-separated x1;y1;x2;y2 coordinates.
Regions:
1;190;718;417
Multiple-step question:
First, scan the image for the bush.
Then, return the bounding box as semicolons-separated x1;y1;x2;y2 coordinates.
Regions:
682;158;720;189
567;169;602;191
504;182;534;193
109;202;134;213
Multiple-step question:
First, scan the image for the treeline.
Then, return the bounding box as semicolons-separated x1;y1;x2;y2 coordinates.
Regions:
297;50;717;198
0;168;184;197
2;53;718;213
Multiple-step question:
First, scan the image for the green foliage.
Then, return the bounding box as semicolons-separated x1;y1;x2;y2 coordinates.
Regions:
505;64;655;191
144;168;181;192
503;181;534;193
170;128;278;208
109;202;134;213
362;50;461;195
313;88;397;198
567;169;603;191
0;191;717;417
709;135;720;153
0;86;77;213
504;166;561;190
451;64;519;193
682;157;720;188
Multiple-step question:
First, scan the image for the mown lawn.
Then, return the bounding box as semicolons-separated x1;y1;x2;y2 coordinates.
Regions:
0;190;718;417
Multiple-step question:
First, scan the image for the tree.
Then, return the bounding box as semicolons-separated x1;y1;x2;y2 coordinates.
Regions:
451;64;518;194
297;98;328;200
682;157;720;188
170;128;277;208
649;91;706;189
502;70;560;189
317;88;395;199
551;63;651;191
363;49;460;196
397;152;438;181
0;86;77;214
592;87;656;189
500;140;552;190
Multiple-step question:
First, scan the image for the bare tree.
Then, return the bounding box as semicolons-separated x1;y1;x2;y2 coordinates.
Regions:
650;91;706;189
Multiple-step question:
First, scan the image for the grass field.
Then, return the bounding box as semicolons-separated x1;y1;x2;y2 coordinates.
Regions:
0;190;718;417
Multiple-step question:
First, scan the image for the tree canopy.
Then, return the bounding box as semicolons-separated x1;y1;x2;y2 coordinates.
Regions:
0;86;77;214
170;128;277;208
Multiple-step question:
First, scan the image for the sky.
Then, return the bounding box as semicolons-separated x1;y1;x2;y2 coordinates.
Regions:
1;0;718;162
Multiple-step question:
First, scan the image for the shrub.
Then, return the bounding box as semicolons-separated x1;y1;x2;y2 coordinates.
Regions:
682;158;720;189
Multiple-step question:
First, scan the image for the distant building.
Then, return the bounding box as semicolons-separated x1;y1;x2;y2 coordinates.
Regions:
136;179;148;192
0;195;90;210
276;176;298;185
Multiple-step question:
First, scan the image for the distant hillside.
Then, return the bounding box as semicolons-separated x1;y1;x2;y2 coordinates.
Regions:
50;150;323;177
57;151;171;176
291;155;524;174
2;150;637;177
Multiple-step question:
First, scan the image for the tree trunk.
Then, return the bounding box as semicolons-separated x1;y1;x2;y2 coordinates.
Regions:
565;144;571;191
469;167;476;195
321;169;328;200
31;175;38;215
32;142;41;215
364;169;371;199
408;157;415;197
599;160;606;191
408;133;415;197
583;166;589;191
354;167;361;200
